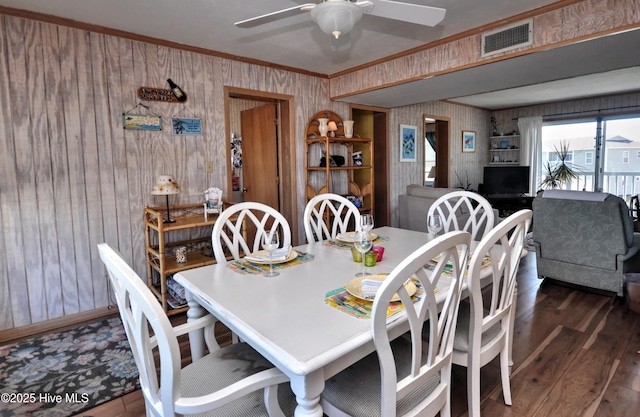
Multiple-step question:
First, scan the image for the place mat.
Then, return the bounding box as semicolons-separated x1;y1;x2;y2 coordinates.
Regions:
323;234;390;250
324;280;425;319
227;251;315;275
424;251;492;276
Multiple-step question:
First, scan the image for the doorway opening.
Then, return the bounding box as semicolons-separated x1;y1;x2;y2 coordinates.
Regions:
424;115;450;188
224;87;297;241
351;105;390;226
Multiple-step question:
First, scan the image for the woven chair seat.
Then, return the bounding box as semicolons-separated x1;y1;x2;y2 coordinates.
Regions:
181;342;297;417
322;337;441;417
452;300;502;352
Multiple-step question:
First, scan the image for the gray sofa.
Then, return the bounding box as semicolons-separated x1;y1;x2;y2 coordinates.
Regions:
398;185;461;232
398;184;499;233
532;190;640;296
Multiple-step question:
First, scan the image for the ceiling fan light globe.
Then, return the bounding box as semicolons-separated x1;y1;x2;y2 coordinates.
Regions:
311;1;363;39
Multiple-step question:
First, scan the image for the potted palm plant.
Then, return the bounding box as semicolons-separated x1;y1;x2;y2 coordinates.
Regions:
539;141;580;189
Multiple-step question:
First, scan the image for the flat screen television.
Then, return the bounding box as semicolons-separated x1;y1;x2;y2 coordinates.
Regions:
483;166;530;196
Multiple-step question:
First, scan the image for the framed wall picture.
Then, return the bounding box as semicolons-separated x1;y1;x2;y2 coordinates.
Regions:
171;117;202;135
400;124;417;162
462;130;476;152
123;113;162;130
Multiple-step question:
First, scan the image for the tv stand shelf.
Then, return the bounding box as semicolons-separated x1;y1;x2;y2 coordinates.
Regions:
485;195;534;217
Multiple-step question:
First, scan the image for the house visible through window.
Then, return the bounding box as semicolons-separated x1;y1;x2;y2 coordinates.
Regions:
585;151;593;165
541;115;640;200
549;151;573;163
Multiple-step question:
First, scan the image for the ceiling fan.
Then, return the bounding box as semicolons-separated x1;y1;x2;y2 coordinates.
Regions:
235;0;446;40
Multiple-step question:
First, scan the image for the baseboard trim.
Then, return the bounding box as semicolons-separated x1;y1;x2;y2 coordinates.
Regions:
0;306;119;344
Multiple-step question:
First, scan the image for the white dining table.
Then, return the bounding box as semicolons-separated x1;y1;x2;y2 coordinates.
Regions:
174;226;458;417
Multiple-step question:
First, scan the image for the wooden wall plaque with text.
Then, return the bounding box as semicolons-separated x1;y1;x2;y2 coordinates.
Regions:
137;87;182;103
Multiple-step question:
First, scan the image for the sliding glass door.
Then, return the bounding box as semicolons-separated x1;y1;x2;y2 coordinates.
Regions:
542;120;596;192
600;117;640;198
541;115;640;201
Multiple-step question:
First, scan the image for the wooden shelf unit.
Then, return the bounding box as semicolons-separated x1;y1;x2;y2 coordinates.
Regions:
144;203;220;315
304;110;374;214
489;135;520;165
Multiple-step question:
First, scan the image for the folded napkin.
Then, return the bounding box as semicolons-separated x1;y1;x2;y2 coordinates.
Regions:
338;232;377;242
245;246;292;263
166;278;186;304
336;232;355;241
361;279;383;299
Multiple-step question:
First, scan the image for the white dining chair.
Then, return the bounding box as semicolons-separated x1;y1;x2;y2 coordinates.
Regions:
450;209;532;417
303;193;361;243
97;243;296;417
320;230;471;417
427;190;496;241
211;201;292;263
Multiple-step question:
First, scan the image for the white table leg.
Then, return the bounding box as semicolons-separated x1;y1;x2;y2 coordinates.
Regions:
290;371;325;417
185;290;207;361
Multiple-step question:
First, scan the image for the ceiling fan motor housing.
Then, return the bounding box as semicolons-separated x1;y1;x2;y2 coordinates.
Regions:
311;1;364;39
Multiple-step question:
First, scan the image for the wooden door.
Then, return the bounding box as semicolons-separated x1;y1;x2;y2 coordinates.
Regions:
373;111;389;226
240;103;279;208
435;119;450;188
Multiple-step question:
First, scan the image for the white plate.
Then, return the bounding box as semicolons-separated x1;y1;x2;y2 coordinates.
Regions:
345;275;417;302
336;231;378;243
245;250;298;265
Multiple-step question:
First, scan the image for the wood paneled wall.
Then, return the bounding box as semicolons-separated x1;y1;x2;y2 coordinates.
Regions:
388;102;491;226
491;92;640;125
0;14;335;331
0;12;532;332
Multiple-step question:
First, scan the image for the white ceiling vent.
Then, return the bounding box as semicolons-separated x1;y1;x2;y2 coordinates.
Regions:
482;19;533;58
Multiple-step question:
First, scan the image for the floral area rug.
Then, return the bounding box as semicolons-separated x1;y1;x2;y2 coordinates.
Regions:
0;316;140;416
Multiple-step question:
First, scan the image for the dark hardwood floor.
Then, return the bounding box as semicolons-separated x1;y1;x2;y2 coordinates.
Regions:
77;252;640;417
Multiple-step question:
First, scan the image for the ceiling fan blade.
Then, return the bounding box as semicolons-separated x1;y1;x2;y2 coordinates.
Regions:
235;3;317;28
367;0;446;27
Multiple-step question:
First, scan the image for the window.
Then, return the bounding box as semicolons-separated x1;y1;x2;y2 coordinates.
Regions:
541;116;640;199
548;150;573;163
585;151;593;165
542;121;593;191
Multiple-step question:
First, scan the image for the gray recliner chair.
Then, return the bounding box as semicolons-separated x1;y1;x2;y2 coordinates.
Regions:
532;190;640;296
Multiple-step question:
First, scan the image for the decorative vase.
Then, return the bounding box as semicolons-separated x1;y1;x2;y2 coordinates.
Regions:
343;120;354;138
317;118;329;137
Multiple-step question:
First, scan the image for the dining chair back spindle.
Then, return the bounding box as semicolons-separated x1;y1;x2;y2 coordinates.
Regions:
450;209;532;417
303;193;361;243
97;243;295;417
321;230;472;417
212;201;292;263
428;190;495;241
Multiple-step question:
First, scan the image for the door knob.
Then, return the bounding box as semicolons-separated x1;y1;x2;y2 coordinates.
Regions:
242;187;248;193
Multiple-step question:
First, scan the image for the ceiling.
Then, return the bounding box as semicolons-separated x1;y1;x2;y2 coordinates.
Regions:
1;0;639;110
